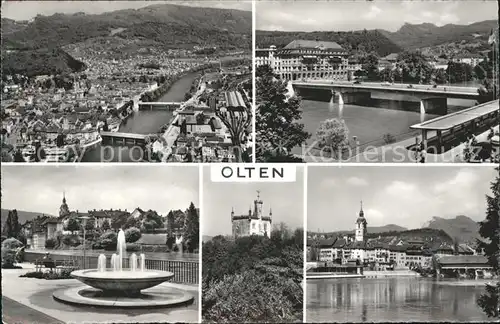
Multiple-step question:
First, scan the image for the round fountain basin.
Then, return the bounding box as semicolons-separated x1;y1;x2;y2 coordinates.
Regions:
71;269;174;294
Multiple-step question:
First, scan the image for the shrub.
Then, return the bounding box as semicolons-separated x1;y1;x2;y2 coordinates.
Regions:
45;238;57;249
126;243;141;252
61;234;81;247
20;269;76;280
96;231;117;250
125;227;141;243
315;118;350;153
2;237;24;268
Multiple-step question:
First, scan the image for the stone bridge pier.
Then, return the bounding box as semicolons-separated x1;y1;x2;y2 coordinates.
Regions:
420;97;448;115
335;90;371;105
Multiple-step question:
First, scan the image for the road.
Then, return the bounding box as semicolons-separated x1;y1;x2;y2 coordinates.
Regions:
2;296;64;324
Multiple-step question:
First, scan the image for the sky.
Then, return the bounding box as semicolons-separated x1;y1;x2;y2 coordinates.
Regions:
2;0;251;21
308;166;497;232
1;165;199;216
203;166;304;236
256;0;498;32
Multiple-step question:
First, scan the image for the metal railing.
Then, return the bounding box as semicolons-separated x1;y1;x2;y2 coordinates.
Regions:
24;251;199;284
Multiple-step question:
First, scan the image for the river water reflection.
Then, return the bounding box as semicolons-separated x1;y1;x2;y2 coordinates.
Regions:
307;277;491;322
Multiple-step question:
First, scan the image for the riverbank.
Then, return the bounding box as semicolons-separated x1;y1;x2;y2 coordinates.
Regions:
307;273;364;279
364;270;420;278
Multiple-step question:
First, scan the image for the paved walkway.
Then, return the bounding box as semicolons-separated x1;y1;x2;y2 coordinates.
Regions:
2;296;63;324
1;266;199;324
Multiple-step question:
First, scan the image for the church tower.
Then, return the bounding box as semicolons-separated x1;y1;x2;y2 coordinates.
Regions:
254;190;263;219
355;201;367;242
59;191;70;218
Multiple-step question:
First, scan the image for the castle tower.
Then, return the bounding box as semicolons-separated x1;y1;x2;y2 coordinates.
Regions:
254;190;263;219
355;201;367;242
59;191;70;218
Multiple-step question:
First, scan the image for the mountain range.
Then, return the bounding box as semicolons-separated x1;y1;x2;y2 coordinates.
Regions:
423;215;481;246
2;3;252;51
379;20;497;50
257;20;497;55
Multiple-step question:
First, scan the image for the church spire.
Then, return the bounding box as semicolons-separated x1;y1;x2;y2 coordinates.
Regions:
359;200;364;217
63;190;66;204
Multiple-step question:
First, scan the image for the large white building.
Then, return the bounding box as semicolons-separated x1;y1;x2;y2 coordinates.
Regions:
256;40;358;81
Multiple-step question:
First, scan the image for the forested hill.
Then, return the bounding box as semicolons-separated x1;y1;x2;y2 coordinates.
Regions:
379;20;497;50
2;3;252;50
2;48;86;77
256;29;403;56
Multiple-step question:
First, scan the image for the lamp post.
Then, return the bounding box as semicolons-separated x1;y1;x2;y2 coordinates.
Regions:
79;216;90;269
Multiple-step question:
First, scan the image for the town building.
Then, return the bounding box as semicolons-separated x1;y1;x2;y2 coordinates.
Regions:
309;202;476;271
231;191;272;238
255;40;351;81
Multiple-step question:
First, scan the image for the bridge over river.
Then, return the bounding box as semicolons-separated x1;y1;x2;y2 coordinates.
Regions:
138;101;183;111
292;80;480;115
100;131;155;146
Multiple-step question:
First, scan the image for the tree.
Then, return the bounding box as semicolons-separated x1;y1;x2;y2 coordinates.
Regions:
184;203;199;253
84;218;95;231
125;227;141;243
1;238;24;268
433;69;447;84
359;52;380;81
446;61;473;84
477;166;500;318
256;70;310;162
3;210;21;240
315;118;350;154
64;216;80;234
101;219;110;231
396;51;433;84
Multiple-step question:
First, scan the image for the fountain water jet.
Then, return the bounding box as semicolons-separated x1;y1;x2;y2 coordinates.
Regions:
129;253;137;272
97;255;106;272
140;253;146;271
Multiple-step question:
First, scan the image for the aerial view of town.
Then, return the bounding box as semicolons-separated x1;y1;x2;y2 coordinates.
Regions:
306;166;499;322
255;1;499;163
1;1;252;163
202;168;304;323
1;165;200;323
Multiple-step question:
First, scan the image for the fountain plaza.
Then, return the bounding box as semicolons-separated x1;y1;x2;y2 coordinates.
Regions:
1;230;199;323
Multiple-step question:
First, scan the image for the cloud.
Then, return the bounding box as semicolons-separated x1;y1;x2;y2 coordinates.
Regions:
346;177;369;187
433;168;478;194
363;5;382;19
320;178;337;188
364;208;385;225
437;13;459;26
385;181;419;197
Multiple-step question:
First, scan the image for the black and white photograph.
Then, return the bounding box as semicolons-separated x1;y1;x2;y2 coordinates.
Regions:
306;165;499;322
1;0;252;163
255;0;499;163
1;165;200;323
201;166;304;322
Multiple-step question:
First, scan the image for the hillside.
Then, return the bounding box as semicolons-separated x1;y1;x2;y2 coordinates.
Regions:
423;215;480;246
1;209;54;226
379;20;497;50
2;47;86;77
256;29;402;56
2;4;252;51
310;224;408;237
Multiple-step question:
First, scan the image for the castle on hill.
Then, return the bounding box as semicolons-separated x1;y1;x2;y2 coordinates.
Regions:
231;191;272;238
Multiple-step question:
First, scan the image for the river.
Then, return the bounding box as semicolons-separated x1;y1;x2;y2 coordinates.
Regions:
80;71;200;162
297;96;477;153
307;277;492;322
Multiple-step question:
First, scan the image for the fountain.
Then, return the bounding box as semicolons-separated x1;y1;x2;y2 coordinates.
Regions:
53;229;194;308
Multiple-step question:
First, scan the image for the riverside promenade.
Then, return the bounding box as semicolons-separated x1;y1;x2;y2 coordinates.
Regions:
2;263;199;324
